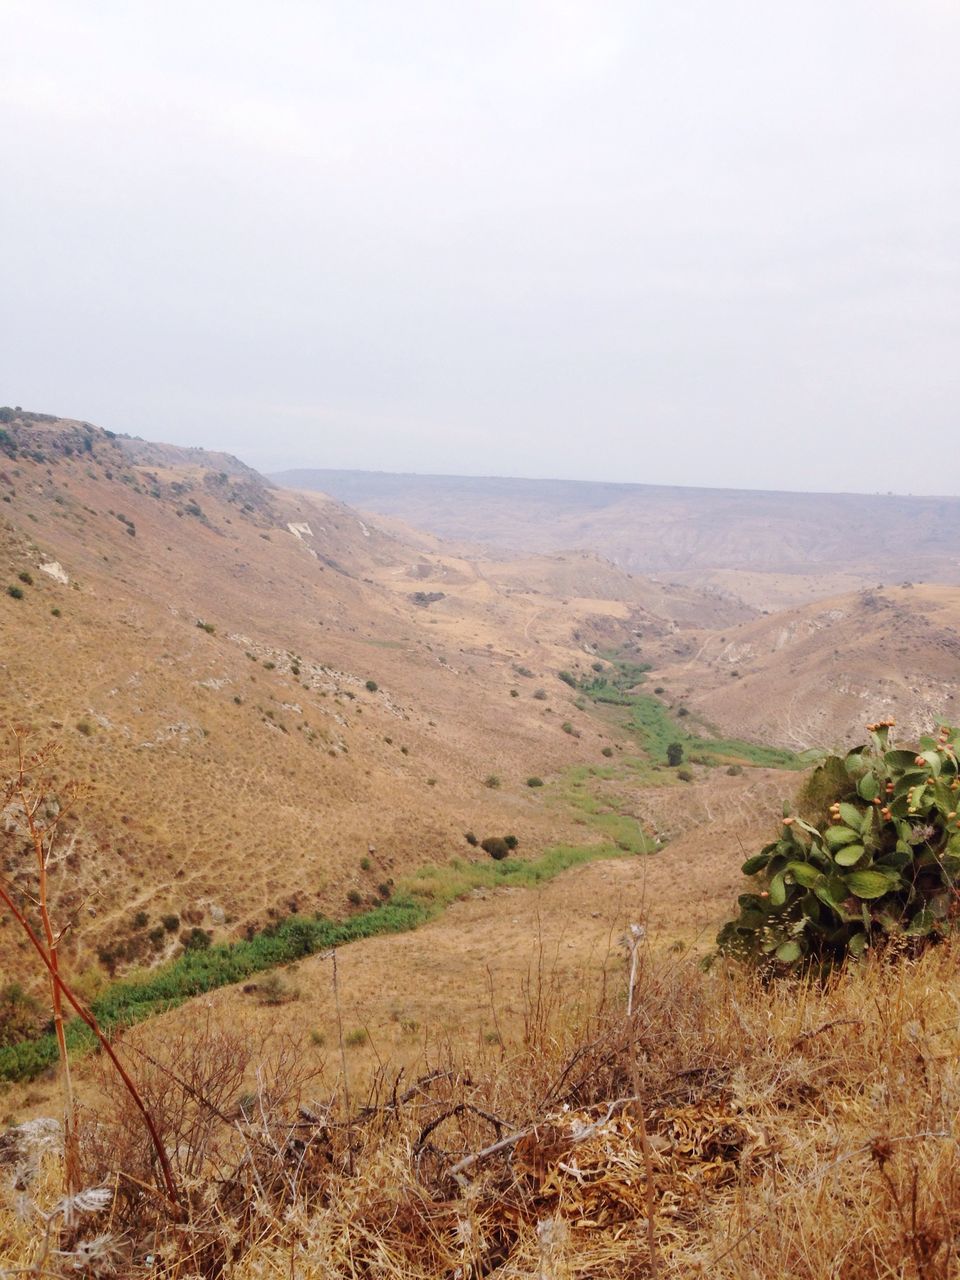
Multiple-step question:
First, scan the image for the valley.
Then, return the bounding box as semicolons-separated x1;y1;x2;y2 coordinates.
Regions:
3;411;960;1277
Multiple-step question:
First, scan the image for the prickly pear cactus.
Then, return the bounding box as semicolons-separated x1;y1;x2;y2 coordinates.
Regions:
716;720;960;970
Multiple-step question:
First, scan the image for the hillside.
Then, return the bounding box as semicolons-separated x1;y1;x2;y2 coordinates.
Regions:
273;468;960;600
1;413;664;987
650;583;960;753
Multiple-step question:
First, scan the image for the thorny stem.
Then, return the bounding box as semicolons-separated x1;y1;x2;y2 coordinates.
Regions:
2;733;181;1215
624;923;660;1280
14;734;78;1201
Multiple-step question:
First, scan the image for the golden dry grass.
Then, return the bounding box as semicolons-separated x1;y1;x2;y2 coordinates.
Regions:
4;936;960;1278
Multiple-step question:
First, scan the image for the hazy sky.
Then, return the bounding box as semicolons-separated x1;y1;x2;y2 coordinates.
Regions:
2;1;958;492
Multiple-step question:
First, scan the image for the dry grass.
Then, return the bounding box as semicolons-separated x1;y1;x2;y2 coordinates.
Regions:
4;936;960;1278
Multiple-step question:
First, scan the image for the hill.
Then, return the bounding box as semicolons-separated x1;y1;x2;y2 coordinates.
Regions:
649;582;960;752
1;413;662;987
272;468;960;602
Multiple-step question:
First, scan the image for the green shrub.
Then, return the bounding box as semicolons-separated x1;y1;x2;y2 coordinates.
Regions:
196;620;215;634
533;689;548;701
51;607;61;618
509;689;519;698
183;927;211;951
726;764;744;776
161;914;180;932
666;742;684;767
76;719;93;737
464;832;479;846
18;571;33;585
133;910;149;929
558;671;577;688
481;837;510;860
365;679;378;692
601;747;614;758
484;774;501;789
504;835;518;850
677;767;694;782
716;719;960;972
526;777;544;788
6;586;23;600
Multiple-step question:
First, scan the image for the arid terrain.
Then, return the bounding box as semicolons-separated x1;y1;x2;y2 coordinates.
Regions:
4;411;960;1276
273;468;960;606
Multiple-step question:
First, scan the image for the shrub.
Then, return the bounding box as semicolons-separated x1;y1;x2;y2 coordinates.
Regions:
365;679;378;692
161;914;180;932
196;620;215;634
666;742;684;767
677;706;689;717
18;571;33;585
133;910;149;929
258;971;298;1005
533;689;548;701
514;665;534;678
526;777;544;788
601;746;614;758
464;831;479;846
716;719;960;972
347;889;363;907
6;585;23;600
504;835;518;850
183;927;211;951
484;774;501;789
360;856;372;871
726;764;744;776
677;768;694;782
0;983;45;1047
262;660;276;670
481;837;510;860
76;719;93;737
509;689;519;697
558;671;577;688
561;721;575;735
51;607;61;618
654;686;665;695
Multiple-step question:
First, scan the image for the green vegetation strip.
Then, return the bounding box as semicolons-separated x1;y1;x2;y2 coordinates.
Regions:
576;655;804;770
0;842;633;1083
606;689;803;769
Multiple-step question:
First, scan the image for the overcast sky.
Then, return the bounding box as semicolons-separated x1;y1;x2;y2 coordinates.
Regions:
1;1;958;492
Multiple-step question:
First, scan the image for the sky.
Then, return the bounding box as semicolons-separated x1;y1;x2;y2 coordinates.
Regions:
1;1;958;493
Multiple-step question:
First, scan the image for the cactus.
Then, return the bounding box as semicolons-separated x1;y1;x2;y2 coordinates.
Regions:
716;720;960;971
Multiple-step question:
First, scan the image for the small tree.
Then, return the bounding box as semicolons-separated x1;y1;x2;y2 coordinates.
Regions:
667;742;684;767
